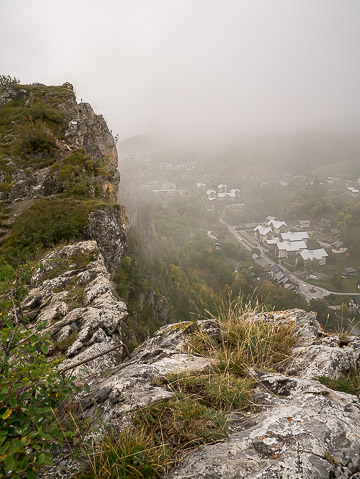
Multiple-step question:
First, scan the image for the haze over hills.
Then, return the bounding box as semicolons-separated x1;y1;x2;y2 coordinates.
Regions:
2;0;360;476
118;132;360;180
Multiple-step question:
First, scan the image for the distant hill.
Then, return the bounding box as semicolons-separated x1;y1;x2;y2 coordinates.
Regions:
117;133;360;181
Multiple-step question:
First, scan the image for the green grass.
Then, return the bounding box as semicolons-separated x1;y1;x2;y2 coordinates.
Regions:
1;197;106;265
153;370;253;410
64;284;86;309
325;294;353;306
0;83;72;157
306;244;360;292
53;332;77;354
311;276;359;293
282;257;297;272
316;373;360;397
77;300;299;477
78;429;166;479
40;250;96;282
136;394;228;453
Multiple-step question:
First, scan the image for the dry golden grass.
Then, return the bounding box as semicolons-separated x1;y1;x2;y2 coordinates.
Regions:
78;300;298;478
77;429;166;479
190;300;298;375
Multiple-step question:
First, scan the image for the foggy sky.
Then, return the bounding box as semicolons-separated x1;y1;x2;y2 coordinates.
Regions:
1;0;360;143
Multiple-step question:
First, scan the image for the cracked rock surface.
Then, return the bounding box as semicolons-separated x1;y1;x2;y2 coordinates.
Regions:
170;370;360;478
85;310;360;478
82;321;211;427
22;240;127;380
166;310;360;479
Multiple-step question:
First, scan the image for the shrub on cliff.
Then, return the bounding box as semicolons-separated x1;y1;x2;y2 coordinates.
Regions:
0;266;85;478
2;197;106;265
14;120;57;156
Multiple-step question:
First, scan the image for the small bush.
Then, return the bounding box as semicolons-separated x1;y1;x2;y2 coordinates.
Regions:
0;268;85;478
28;100;63;125
14;120;57;156
2;197;105;265
0;75;19;92
54;150;107;198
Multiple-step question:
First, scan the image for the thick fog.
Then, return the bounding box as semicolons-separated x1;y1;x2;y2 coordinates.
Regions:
1;0;360;144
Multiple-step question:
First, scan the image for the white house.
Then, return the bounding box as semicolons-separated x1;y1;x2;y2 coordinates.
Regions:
281;232;309;242
230;188;240;197
297;220;311;230
218;189;240;200
218;184;227;193
267;219;288;235
266;238;280;246
331;241;348;254
347;186;359;197
254;225;273;243
206;189;216;201
299;248;328;265
276;241;307;258
162;182;177;189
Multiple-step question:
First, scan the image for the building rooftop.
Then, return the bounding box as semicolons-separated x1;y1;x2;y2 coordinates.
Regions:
267;219;287;230
277;241;307;252
254;225;272;236
300;248;328;261
281;232;309;242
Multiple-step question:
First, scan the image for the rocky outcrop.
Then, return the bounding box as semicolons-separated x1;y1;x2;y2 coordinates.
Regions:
80;321;211;427
0;81;119;204
171;372;360;479
64;100;118;168
83;309;360;479
0;80;126;262
22;240;128;379
86;205;128;275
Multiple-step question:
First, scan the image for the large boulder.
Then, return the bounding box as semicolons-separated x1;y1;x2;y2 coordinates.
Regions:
84;310;360;479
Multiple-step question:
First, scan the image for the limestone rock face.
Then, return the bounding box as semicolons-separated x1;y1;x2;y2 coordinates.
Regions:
84;310;360;479
64;102;118;168
22;240;128;379
261;309;360;380
86;205;128;275
80;321;211;428
170;371;360;479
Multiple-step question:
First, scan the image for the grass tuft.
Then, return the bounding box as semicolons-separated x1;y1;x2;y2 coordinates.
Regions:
136;394;227;454
316;373;360;397
78;300;298;477
154;370;253;410
77;429;166;479
190;300;297;375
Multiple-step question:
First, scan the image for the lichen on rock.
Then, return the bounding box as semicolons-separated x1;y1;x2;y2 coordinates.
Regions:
22;240;128;379
82;310;360;479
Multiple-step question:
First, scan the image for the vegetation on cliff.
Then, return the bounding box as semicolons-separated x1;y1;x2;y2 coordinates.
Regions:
0;77;121;477
79;302;299;478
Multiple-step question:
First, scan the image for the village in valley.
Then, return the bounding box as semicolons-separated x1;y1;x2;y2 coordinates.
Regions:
118;145;360;317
